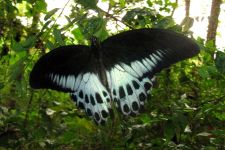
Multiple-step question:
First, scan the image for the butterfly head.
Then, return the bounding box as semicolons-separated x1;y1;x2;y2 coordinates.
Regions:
90;36;100;49
90;36;101;57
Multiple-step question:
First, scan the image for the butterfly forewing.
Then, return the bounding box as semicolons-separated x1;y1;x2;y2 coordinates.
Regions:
30;45;91;91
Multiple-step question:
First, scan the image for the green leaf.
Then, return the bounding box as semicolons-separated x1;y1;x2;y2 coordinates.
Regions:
44;8;60;21
11;36;35;52
215;51;225;74
80;17;108;40
53;28;64;45
34;0;47;12
76;0;98;9
139;114;151;124
164;121;176;140
198;66;210;78
21;36;36;49
94;27;108;41
41;20;52;32
11;41;24;52
46;40;55;50
9;56;26;82
154;16;175;28
109;0;116;6
72;28;84;43
119;0;126;7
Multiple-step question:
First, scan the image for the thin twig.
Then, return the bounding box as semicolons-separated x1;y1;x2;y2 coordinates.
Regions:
98;7;134;30
42;0;71;40
23;90;34;128
171;0;178;17
25;0;71;70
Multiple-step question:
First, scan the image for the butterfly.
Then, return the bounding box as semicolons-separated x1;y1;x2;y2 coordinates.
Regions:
30;28;200;124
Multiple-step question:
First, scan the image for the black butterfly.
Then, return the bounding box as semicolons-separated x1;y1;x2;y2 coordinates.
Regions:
30;28;200;124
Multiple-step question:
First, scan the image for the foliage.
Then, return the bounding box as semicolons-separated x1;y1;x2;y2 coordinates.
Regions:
0;0;225;149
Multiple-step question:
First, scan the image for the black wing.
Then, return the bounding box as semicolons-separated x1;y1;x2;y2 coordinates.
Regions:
30;45;91;92
101;28;200;116
30;45;112;124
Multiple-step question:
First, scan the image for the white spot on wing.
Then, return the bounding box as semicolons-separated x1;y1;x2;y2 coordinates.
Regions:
145;57;155;69
114;64;125;71
56;75;60;85
142;59;152;71
83;73;90;82
66;75;75;90
49;73;54;80
136;60;148;73
156;50;164;58
74;74;82;91
120;63;139;77
152;53;161;61
150;54;157;64
131;61;143;76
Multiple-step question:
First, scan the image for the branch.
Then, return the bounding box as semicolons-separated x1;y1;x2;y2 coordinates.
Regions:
171;0;178;17
98;8;134;30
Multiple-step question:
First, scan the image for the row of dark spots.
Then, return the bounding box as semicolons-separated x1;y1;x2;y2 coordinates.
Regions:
102;91;110;102
139;92;146;102
94;109;109;124
116;80;139;99
71;94;86;109
74;97;109;119
78;90;105;105
71;93;110;124
122;100;139;114
132;80;140;89
144;82;151;91
82;90;110;104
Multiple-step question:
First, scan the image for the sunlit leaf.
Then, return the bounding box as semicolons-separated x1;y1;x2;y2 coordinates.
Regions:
44;8;60;21
41;20;52;33
22;36;36;49
72;28;84;43
53;28;64;45
45;40;54;50
34;0;47;12
197;132;212;137
198;66;210;78
119;0;126;7
76;0;98;9
46;108;56;116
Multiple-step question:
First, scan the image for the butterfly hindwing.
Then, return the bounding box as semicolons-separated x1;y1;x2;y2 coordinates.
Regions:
106;63;156;115
70;73;111;124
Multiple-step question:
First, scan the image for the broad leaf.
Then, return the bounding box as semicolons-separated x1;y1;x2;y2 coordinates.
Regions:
44;8;60;21
215;51;225;74
53;28;64;45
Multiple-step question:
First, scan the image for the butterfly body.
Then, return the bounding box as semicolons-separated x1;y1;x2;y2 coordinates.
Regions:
30;28;200;124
